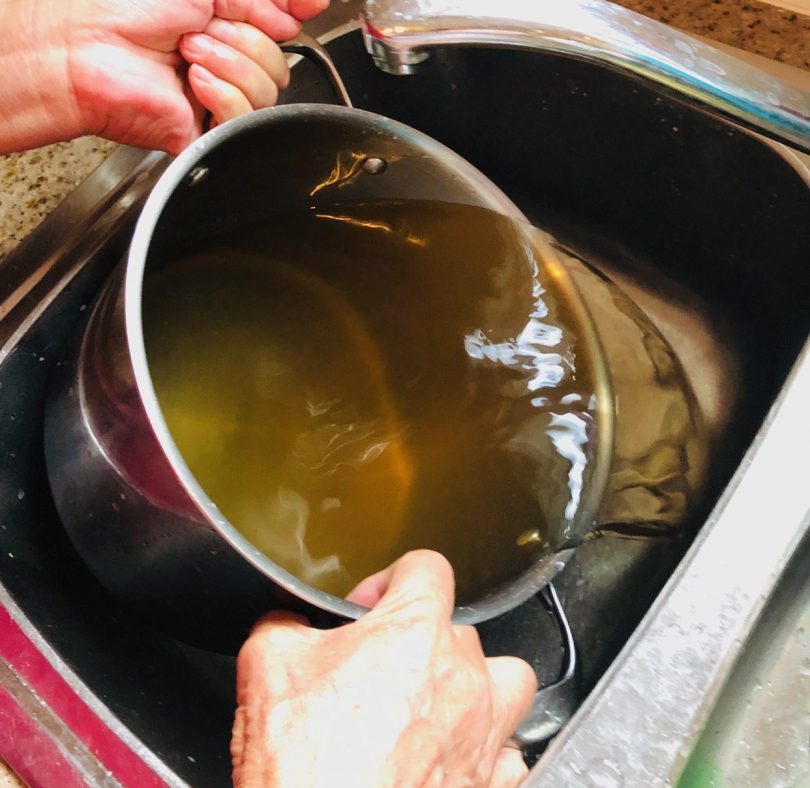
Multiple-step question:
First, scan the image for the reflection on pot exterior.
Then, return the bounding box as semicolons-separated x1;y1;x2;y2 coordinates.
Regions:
561;246;709;539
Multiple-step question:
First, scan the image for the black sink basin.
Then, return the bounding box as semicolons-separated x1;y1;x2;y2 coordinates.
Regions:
0;25;807;788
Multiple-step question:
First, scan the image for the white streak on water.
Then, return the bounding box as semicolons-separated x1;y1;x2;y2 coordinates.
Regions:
546;412;589;524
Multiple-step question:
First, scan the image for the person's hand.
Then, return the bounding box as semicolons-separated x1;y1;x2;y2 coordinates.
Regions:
0;0;328;155
231;550;537;787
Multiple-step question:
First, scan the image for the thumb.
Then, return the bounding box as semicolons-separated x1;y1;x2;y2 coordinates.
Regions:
345;565;392;608
352;550;456;620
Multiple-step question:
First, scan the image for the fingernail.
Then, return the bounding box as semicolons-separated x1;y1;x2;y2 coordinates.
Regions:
191;64;215;85
206;18;236;40
184;33;212;57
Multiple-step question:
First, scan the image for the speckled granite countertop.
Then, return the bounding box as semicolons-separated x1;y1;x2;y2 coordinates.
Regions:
616;0;809;68
0;137;117;264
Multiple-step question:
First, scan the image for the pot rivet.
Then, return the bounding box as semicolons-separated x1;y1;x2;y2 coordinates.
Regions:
186;166;210;188
362;156;387;175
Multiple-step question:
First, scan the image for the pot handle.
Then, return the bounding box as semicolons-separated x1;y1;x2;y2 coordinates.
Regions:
510;582;579;749
280;33;354;108
202;34;353;133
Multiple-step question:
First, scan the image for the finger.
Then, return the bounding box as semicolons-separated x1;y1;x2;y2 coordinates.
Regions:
187;64;253;125
486;656;538;744
489;746;528;788
345;567;390;608
205;19;290;89
236;611;313;702
367;550;456;621
213;0;301;43
287;0;331;22
181;33;279;108
454;624;483;653
242;610;313;663
251;609;312;633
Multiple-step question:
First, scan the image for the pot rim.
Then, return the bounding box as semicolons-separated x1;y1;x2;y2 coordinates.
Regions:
124;103;615;624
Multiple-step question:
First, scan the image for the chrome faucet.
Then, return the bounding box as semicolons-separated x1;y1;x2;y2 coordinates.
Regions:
361;0;810;154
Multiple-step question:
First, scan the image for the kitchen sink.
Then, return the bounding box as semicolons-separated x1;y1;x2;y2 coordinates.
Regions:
0;7;807;786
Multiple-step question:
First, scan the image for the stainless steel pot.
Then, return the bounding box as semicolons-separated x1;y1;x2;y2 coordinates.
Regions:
43;98;615;651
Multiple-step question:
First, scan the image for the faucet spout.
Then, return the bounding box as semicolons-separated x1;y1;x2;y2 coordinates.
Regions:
361;0;810;153
363;19;431;75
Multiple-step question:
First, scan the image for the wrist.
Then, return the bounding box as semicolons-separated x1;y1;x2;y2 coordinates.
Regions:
0;5;84;152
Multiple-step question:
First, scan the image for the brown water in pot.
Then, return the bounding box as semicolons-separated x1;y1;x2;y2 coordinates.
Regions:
142;201;601;602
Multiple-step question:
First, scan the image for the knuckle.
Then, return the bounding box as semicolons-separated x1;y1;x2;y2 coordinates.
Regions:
212;0;236;17
450;660;489;701
399;594;445;625
376;585;440;623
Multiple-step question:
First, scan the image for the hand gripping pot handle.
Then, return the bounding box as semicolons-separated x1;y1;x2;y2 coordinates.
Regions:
201;33;353;133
